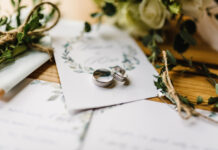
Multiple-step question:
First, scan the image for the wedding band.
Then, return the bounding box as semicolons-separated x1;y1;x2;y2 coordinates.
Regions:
111;66;128;82
93;69;114;87
113;72;128;82
112;66;126;75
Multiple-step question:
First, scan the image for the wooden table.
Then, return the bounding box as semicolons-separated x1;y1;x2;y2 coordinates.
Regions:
2;0;217;111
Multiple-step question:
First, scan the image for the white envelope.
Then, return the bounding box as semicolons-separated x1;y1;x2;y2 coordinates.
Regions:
51;20;158;111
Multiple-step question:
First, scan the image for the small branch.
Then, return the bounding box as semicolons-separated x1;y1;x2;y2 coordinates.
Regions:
22;2;61;34
0;2;61;59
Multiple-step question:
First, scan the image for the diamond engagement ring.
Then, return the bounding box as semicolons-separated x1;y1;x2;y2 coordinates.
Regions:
111;66;128;83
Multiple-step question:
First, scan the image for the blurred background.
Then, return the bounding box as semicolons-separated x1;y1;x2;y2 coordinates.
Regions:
0;0;98;23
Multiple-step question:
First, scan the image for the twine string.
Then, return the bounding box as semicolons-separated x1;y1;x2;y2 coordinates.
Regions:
161;51;218;124
21;2;61;34
0;2;61;54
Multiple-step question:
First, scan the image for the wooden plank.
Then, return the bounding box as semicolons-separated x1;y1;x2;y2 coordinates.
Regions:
28;61;60;83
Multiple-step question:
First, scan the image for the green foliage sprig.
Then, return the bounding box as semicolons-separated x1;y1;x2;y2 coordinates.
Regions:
155;51;218;123
0;1;60;65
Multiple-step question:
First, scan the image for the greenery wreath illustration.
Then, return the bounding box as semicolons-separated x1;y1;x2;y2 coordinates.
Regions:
62;41;140;74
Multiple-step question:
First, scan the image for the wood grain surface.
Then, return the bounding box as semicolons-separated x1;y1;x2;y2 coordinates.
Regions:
1;0;217;111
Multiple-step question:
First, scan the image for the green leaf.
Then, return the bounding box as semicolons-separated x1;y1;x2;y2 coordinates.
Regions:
216;84;218;95
16;32;25;44
90;12;102;18
16;5;26;26
166;50;177;65
153;33;164;43
102;2;116;16
180;20;196;35
0;49;13;64
45;7;56;23
18;0;22;5
180;29;196;45
154;75;167;93
48;95;59;101
173;34;189;53
160;64;176;74
208;97;218;105
155;64;163;69
6;22;14;31
178;95;194;108
215;103;218;108
12;45;27;56
142;35;153;46
202;64;210;75
169;2;181;14
84;22;91;33
24;11;42;33
196;96;203;105
32;0;42;5
10;0;16;7
0;17;8;26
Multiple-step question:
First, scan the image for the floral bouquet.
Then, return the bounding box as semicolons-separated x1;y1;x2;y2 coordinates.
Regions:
91;0;218;60
88;0;218;122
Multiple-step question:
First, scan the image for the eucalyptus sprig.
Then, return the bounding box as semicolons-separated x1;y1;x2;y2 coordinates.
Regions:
90;2;117;26
0;1;60;65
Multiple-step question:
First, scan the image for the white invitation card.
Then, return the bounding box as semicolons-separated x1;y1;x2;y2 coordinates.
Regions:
83;100;218;150
0;79;92;150
51;20;158;111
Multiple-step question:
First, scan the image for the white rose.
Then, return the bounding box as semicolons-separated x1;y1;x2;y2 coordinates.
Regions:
179;0;212;19
115;3;151;36
139;0;168;29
